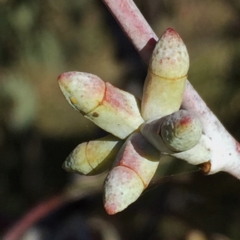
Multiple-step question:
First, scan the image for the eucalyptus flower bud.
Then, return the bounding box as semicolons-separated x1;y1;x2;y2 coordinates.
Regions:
141;28;189;121
58;72;144;139
161;110;202;152
141;110;202;153
104;132;160;215
63;135;124;175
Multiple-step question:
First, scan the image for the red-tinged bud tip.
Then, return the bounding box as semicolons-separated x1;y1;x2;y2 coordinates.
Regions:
57;71;105;113
104;166;144;215
57;71;78;83
161;110;202;152
163;28;181;39
104;202;118;215
149;28;189;79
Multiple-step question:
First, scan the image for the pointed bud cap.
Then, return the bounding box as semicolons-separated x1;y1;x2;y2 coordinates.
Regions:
104;166;144;215
58;71;144;139
104;133;159;214
58;71;105;113
150;28;189;79
63;135;124;175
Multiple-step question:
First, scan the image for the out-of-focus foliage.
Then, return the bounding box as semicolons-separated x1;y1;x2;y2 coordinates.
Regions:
0;74;37;132
1;0;240;239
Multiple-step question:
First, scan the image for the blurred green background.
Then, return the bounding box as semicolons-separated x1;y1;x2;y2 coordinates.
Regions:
1;0;240;239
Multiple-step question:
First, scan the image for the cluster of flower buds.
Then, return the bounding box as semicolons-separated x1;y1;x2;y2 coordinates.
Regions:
58;28;211;215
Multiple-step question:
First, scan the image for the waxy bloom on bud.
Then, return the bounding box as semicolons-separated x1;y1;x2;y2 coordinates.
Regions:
172;134;212;165
58;72;144;139
63;135;124;175
141;28;189;121
141;110;202;153
104;132;160;215
161;110;202;152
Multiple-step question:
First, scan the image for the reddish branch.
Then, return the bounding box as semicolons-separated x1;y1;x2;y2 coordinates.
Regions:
3;194;66;240
3;175;103;239
102;0;158;63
